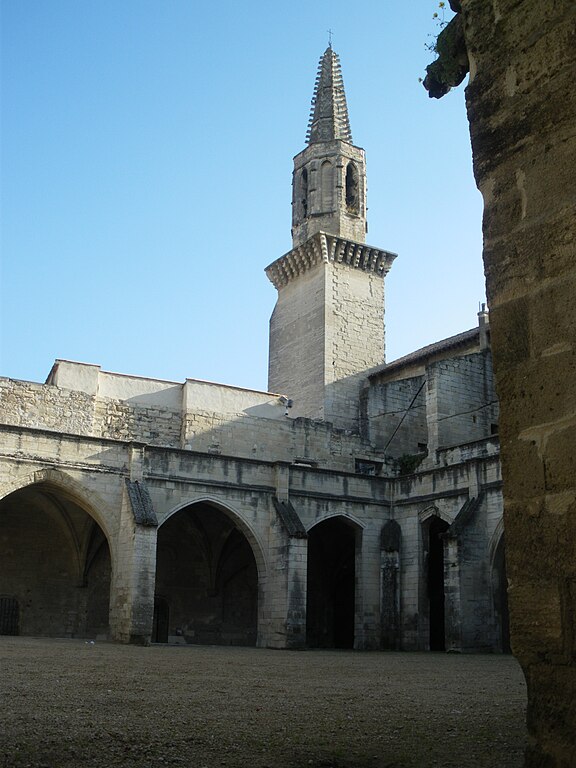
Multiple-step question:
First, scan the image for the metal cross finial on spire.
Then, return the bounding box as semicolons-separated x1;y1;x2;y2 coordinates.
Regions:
328;29;333;48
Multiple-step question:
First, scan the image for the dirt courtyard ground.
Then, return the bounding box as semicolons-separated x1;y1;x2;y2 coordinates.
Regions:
0;638;527;768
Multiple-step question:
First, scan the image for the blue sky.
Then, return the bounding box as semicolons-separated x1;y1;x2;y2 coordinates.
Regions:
1;1;484;391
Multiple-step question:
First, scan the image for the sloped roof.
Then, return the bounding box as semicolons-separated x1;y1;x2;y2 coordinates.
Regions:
369;327;481;380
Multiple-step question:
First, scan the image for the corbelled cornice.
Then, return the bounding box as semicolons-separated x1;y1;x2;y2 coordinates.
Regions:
265;232;397;289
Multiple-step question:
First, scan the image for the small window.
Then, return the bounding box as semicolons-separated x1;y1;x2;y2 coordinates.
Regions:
356;459;381;476
293;458;317;468
491;423;499;435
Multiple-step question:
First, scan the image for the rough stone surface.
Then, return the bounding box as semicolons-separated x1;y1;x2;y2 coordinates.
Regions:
459;2;576;765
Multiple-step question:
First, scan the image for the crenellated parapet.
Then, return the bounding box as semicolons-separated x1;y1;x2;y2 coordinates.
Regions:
265;232;396;289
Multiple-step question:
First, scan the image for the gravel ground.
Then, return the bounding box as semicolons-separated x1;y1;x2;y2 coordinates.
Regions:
0;638;527;768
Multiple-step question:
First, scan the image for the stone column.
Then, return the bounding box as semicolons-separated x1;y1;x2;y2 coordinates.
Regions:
355;523;382;650
108;482;158;644
443;534;463;653
380;520;401;649
458;2;576;764
265;464;308;649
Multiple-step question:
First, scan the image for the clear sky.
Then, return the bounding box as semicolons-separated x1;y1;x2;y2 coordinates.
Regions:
1;1;485;392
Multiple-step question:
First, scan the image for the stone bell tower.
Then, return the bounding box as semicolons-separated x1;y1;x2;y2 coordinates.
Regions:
266;46;396;431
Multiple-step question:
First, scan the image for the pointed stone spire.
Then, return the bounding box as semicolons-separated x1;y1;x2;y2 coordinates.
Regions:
306;46;353;145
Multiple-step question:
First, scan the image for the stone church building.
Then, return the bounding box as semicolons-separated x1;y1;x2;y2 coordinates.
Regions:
0;47;507;652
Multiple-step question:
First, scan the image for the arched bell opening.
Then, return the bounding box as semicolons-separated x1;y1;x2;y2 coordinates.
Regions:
0;483;111;639
306;516;358;649
154;502;258;646
300;167;309;219
345;161;360;214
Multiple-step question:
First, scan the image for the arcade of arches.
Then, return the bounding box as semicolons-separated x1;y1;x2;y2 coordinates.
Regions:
0;485;509;651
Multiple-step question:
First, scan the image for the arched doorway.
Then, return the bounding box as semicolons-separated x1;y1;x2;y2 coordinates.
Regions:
154;502;258;646
0;483;111;638
424;515;450;651
306;517;357;649
492;534;511;653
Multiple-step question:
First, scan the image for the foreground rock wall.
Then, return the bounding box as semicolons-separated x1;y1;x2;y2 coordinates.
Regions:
461;2;576;765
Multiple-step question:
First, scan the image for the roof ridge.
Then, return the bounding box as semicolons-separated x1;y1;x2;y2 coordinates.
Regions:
369;327;482;379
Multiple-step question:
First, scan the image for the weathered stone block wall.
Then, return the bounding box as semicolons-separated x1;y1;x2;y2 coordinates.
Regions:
363;374;428;457
0;378;95;436
0;366;388;475
427;351;497;451
268;262;327;420
267;245;391;432
460;1;576;764
324;263;386;430
94;398;182;446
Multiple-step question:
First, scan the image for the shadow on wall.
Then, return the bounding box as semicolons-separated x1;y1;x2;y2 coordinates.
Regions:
0;483;111;639
154;502;258;646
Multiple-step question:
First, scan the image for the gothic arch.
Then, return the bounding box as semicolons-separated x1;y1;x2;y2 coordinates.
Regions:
300;167;309;219
419;506;451;651
161;495;267;579
305;510;365;533
0;470;113;638
155;496;265;646
0;468;114;544
306;514;361;649
345;161;360;214
418;505;454;526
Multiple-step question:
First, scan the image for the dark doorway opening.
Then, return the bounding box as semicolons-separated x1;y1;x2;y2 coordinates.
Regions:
427;516;449;651
0;596;19;635
155;503;258;646
152;597;170;643
306;517;356;649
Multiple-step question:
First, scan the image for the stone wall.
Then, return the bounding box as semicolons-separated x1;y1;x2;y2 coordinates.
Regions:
459;1;576;765
364;375;428;456
0;377;95;436
268;261;327;420
266;233;395;431
0;369;385;473
323;262;386;429
364;350;497;460
427;351;497;451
